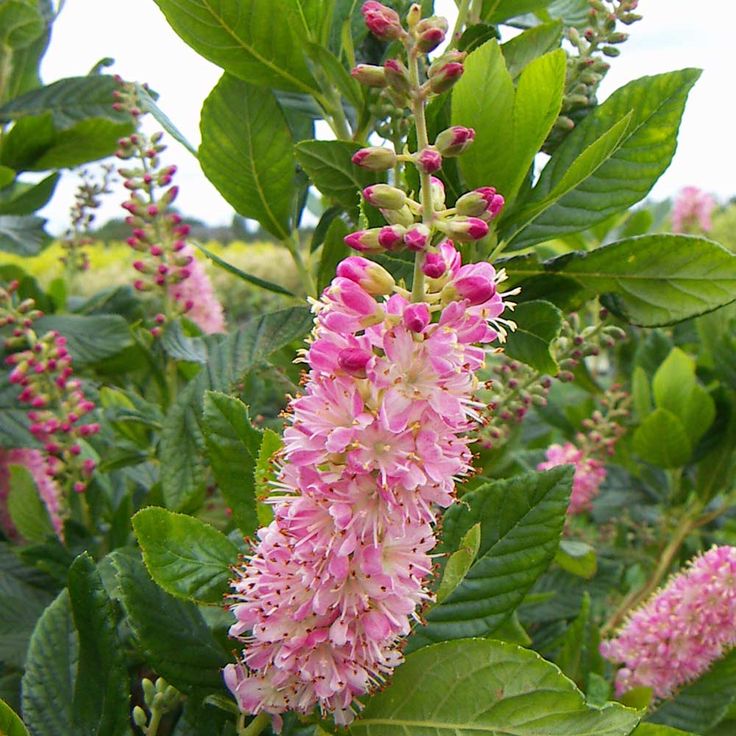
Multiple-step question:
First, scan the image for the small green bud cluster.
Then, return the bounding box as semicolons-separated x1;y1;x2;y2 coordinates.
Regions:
132;676;180;734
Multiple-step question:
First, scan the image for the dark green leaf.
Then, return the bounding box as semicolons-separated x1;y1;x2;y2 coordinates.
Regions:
436;523;481;605
112;550;228;694
352;638;640;736
507;69;701;248
34;314;132;367
137;83;197;156
503;299;563;374
0;173;59;215
457;24;500;54
202;391;262;537
200;74;294;240
133;506;238;605
68;553;129;736
482;0;550;23
0;214;49;255
21;590;78;736
153;0;320;95
633;409;691;468
161;320;208;364
317;216;350;292
408;467;571;651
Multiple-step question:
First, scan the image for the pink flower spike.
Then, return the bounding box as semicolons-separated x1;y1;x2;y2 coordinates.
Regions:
537;442;606;514
336;256;395;295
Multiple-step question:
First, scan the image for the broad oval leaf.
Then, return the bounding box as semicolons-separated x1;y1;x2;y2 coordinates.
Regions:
0;214;49;255
503;299;563;374
351;638;640;736
200;74;294;240
633;408;691;468
153;0;319;96
133;507;239;605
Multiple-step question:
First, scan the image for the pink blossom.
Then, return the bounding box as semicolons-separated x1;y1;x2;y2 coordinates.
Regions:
671;186;716;233
537;442;606;514
225;243;511;726
0;449;64;540
601;545;736;698
168;246;226;334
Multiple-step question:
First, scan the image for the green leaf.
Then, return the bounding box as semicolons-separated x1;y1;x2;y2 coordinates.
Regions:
133;507;239;605
192;241;295;296
21;590;78;736
482;0;550;23
202;391;262;537
153;0;319;95
453;41;565;205
504;235;736;327
555;540;597;579
0;698;30;736
200;74;294;240
557;592;591;681
0;172;58;215
408;467;572;651
0;75;130;128
351;638;640;736
0;1;43;48
305;42;363;112
436;523;481;605
136;83;197;156
652;348;695;417
160;308;312;512
67;553;129;736
7;465;54;544
632;365;652;420
34;314;132;367
501;22;563;80
503;299;563;374
696;407;736;503
161;320;208;364
633;409;691;468
112;550;229;694
254;429;281;527
647;649;736;733
0;214;48;255
317;216;350;293
631;725;695;736
507;69;701;248
295;140;384;211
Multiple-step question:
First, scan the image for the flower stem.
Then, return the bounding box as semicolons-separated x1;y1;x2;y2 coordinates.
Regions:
284;231;317;298
239;712;270;736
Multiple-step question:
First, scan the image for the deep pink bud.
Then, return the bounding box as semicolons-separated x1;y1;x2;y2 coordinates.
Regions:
361;2;403;40
415;16;448;53
429;62;464;94
441;216;488;242
352;147;397;171
378;225;406;250
384;58;411;95
150;245;163;256
435;126;475;157
403;303;431;333
344;229;382;254
415;147;442;174
74;481;86;493
83;459;96;475
456;187;505;219
404;224;430;252
337;347;372;377
336;257;395;295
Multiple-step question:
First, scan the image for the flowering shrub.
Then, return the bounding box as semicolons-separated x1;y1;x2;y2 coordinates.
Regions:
1;2;736;736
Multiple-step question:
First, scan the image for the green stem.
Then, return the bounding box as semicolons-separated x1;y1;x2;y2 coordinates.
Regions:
408;49;432;303
284;231;317;298
451;0;471;46
240;712;270;736
145;708;163;736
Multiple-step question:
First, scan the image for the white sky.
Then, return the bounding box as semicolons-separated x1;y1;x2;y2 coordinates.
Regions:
34;0;736;232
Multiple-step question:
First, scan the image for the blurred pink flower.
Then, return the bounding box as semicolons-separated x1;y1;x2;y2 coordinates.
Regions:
671;186;716;233
537;442;606;514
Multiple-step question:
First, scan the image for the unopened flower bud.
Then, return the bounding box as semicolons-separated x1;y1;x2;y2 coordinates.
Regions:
337;347;373;377
414;147;442;174
344;225;405;253
362;1;404;40
384;58;412;95
456;187;505;220
428;61;464;94
415;16;448;53
439;216;488;241
133;706;147;728
351;64;387;88
337;256;395;295
352;146;397;171
363;184;407;210
607;31;629;44
404;224;430;251
428;50;466;78
406;3;421;28
381;205;415;228
403;303;430;332
435;126;475;157
429;176;445;210
442;262;497;306
602;45;620;57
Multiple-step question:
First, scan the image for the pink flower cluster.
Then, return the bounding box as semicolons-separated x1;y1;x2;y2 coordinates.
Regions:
601;545;736;698
167;245;226;334
537;442;606;514
671;186;716;234
225;246;511;727
0;449;63;540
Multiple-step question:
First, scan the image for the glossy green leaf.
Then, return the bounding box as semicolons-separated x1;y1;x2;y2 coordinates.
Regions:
133;506;238;605
503;299;563;374
200;74;294;240
0;214;48;255
0;698;30;736
34;315;132;367
160;308;312;512
21;590;78;736
436;523;481;605
453;41;565;204
295;140;384;211
501;22;563;80
507;69;701;248
633;409;691;468
7;465;54;544
202;391;262;537
0;172;58;215
112;550;228;694
153;0;319;95
408;467;571;651
631;725;695;736
647;649;736;733
504;235;736;327
351;639;640;736
68;553;129;736
482;0;549;23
